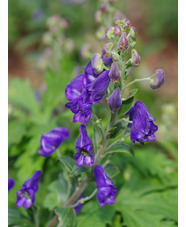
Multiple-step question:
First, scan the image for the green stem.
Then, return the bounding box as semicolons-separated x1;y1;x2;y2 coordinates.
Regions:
124;77;150;90
69;189;97;208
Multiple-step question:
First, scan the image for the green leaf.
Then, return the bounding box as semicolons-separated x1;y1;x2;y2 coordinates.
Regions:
109;121;128;139
107;142;134;156
43;174;68;211
118;97;134;117
59;156;76;174
8;121;27;146
125;88;138;100
55;208;76;227
77;201;115;227
8;79;40;117
8;207;32;227
104;164;120;178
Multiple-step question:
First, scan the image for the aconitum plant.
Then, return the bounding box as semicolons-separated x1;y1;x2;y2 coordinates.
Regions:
10;15;165;227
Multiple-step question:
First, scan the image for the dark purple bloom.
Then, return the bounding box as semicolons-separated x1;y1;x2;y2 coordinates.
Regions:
8;178;14;191
16;171;41;209
107;88;122;111
74;195;84;214
74;125;94;168
89;70;110;104
94;165;117;207
126;101;158;145
38;128;69;157
150;69;165;90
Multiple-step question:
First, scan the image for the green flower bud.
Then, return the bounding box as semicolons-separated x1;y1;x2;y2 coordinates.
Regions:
105;27;114;39
91;53;104;74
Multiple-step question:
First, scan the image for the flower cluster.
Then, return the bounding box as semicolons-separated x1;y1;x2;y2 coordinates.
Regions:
16;170;41;209
65;54;111;125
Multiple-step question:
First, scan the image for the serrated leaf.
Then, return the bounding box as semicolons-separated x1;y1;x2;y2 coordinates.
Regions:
104;164;120;178
77;201;115;227
125;88;138;100
107;142;134;156
118;97;134;117
8;207;32;227
55;208;76;227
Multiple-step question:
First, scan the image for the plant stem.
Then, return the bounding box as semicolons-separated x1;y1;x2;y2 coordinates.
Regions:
124;77;150;90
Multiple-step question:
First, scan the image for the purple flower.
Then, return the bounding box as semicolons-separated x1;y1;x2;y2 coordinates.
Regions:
94;165;117;207
74;195;84;214
102;55;113;67
65;74;85;101
126;101;158;145
16;170;41;209
74;125;94;168
107;88;122;111
150;69;165;90
32;10;43;22
38;128;69;157
89;70;110;104
8;178;14;191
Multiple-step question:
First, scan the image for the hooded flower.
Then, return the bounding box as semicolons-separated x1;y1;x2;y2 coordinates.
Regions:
150;69;165;90
15;170;41;209
94;165;117;207
107;88;122;111
89;70;110;104
74;195;84;214
38;127;69;157
126;101;158;145
74;125;94;168
8;178;14;191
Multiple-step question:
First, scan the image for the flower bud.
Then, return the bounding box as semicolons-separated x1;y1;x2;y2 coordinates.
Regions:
150;69;165;89
114;16;122;24
124;18;131;28
94;11;102;24
109;62;120;82
131;49;141;67
130;26;137;37
102;42;113;58
111;51;120;62
91;53;104;74
100;2;107;13
105;26;114;39
114;25;121;36
107;88;122;111
118;32;128;50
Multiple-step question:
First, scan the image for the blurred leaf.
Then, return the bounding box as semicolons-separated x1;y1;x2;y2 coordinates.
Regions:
55;208;76;227
115;186;178;227
107;142;134;156
43;174;68;211
104;164;120;178
8;121;27;146
109;121;128;139
9;79;40;117
77;201;115;227
59;156;76;173
8;207;32;227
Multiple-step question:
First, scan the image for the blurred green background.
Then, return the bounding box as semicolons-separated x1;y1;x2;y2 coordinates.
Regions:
8;0;178;226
